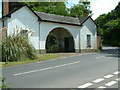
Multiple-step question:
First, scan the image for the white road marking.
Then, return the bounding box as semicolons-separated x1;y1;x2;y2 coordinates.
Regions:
96;56;105;59
14;61;80;76
116;78;120;81
104;74;113;78
63;57;67;59
98;86;106;88
93;78;104;83
113;71;120;75
105;81;117;86
78;83;93;88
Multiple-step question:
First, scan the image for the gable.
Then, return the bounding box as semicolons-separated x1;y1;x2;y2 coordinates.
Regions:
11;6;39;21
83;18;97;35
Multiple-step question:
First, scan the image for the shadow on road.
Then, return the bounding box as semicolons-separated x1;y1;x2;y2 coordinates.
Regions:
99;46;120;58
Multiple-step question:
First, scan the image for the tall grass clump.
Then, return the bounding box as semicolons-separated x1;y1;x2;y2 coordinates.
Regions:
0;27;37;62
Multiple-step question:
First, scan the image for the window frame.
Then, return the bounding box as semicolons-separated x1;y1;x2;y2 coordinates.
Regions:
86;34;91;47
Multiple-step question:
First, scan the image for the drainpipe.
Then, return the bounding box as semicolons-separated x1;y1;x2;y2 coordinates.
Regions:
79;26;80;53
38;21;41;54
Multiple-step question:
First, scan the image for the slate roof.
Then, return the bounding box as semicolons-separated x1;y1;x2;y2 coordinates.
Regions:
1;5;92;26
34;11;82;25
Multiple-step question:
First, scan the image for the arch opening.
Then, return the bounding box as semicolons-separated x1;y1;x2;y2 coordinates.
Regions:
46;27;75;53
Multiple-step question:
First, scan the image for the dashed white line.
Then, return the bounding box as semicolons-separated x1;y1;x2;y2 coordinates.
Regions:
105;81;117;86
104;74;113;78
93;78;104;83
116;78;120;81
113;71;120;75
14;61;80;76
78;83;93;88
98;86;106;88
96;56;105;59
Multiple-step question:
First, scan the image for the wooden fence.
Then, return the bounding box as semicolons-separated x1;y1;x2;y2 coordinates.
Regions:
0;27;7;43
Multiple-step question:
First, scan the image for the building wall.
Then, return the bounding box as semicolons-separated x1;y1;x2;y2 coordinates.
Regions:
80;18;97;51
7;6;40;50
1;5;97;54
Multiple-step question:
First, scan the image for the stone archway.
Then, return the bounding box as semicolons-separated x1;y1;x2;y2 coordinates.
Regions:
46;27;75;53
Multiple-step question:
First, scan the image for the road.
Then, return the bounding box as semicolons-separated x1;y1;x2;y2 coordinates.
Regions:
2;46;119;89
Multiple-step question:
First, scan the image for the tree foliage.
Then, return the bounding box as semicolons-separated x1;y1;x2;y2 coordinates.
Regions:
9;1;92;18
46;33;58;53
68;0;92;18
95;2;120;46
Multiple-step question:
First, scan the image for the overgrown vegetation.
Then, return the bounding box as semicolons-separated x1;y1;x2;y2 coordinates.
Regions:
95;2;120;46
46;33;58;53
0;77;11;89
2;54;60;68
0;27;37;62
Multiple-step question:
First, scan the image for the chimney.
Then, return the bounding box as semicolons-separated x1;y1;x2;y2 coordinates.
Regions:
84;10;88;16
2;0;9;16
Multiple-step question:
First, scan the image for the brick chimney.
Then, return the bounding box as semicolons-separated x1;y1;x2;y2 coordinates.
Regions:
2;0;9;16
84;10;88;16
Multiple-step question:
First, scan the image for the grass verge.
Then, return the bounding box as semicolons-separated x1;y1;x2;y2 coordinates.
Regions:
1;54;60;68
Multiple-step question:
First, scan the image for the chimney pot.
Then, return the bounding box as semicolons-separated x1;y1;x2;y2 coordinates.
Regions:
84;10;88;16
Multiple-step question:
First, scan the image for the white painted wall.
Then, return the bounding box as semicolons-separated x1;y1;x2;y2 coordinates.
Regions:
80;18;97;49
40;21;80;50
7;6;40;50
1;5;97;52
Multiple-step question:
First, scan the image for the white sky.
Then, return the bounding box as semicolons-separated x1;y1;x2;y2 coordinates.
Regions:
0;0;1;18
66;0;120;20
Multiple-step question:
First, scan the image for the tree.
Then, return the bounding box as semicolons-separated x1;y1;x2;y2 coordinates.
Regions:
69;0;92;18
95;2;120;46
13;2;69;16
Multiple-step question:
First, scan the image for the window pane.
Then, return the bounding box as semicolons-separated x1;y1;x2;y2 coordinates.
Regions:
20;30;28;35
87;35;91;47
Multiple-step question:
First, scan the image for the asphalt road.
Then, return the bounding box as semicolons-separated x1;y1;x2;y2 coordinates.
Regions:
2;46;119;89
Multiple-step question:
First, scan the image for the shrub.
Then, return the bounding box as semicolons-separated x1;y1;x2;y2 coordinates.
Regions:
0;27;37;62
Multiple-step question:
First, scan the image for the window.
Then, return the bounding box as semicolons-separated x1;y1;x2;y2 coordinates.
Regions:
20;30;28;36
87;35;91;47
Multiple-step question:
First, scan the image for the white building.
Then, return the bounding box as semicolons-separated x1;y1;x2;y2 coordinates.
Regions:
0;5;97;54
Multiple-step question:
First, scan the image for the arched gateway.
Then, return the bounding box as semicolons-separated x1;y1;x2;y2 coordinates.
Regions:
46;27;75;53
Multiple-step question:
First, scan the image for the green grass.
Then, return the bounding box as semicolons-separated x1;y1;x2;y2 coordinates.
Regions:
1;54;60;68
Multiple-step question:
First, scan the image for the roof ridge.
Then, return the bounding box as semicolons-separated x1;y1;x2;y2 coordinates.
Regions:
34;11;79;20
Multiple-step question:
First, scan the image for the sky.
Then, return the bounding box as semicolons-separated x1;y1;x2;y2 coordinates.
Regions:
0;0;1;18
0;0;119;19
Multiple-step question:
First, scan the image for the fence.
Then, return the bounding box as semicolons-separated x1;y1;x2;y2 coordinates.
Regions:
0;27;7;43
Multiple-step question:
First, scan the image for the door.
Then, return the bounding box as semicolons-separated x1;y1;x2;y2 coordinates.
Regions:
64;37;69;52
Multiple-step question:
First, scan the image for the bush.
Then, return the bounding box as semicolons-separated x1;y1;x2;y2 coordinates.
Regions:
0;28;37;62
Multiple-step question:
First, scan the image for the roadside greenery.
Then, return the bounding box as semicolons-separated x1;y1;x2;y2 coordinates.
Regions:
95;2;120;46
0;27;37;62
0;77;11;89
2;54;60;68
